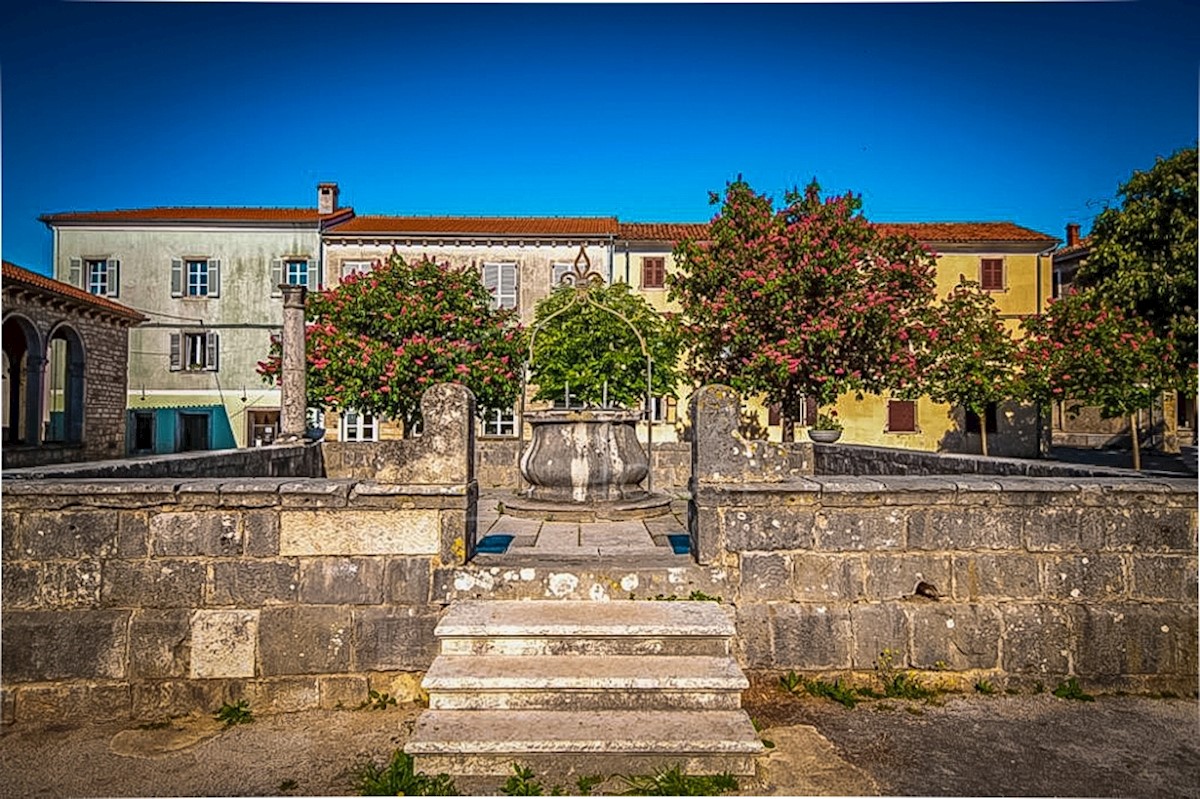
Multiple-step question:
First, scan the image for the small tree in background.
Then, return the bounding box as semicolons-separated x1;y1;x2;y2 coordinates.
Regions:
257;253;525;433
921;280;1019;457
529;281;681;409
1076;145;1197;376
669;178;939;440
1019;291;1191;470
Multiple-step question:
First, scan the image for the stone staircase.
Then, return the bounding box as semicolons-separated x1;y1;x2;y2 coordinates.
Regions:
405;600;763;781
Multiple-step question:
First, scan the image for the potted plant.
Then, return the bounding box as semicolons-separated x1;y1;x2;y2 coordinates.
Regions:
808;409;843;443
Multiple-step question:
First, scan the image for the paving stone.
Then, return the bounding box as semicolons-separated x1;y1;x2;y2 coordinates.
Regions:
536;522;580;547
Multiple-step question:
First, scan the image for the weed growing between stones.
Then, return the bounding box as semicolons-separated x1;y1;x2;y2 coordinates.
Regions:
974;680;996;695
214;700;253;727
874;649;938;701
642;591;724;602
617;765;739;795
1052;677;1095;702
352;750;458;795
358;690;398;711
750;717;775;749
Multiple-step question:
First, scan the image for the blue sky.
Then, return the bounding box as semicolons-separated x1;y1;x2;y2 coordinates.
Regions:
2;1;1197;275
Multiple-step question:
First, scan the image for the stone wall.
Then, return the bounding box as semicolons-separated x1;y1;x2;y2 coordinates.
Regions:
0;478;474;725
2;440;323;481
811;441;1137;478
690;386;1199;694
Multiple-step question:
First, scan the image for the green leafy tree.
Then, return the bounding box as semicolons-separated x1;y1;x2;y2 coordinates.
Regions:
529;281;681;408
920;280;1019;456
1076;145;1198;375
257;253;525;432
669;178;939;440
1019;291;1192;470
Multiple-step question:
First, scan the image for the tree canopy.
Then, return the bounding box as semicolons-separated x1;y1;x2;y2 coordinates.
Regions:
257;253;525;431
529;280;681;409
1076;145;1198;376
920;280;1019;456
669;178;939;438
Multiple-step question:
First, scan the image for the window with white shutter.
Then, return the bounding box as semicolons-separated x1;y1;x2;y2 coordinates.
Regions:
482;262;517;309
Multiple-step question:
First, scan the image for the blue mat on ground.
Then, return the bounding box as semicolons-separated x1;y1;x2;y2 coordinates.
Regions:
476;534;514;554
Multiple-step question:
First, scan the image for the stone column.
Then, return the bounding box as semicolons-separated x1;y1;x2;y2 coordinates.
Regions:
279;284;308;441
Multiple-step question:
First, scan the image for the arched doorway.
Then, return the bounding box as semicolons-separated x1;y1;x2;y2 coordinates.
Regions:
2;314;44;446
44;323;86;444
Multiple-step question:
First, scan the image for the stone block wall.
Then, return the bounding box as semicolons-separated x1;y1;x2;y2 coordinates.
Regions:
3;440;323;481
0;478;474;724
691;385;1199;694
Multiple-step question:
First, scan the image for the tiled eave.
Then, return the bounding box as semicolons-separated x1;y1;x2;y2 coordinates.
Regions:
323;234;615;248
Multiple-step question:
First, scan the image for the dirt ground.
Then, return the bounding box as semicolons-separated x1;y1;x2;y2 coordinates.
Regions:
1;681;1197;798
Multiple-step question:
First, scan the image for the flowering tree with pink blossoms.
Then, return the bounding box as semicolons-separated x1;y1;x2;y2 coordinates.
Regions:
669;178;939;440
258;253;525;433
1019;291;1192;470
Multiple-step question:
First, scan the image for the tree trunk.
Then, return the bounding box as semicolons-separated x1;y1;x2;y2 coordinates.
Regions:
980;423;989;458
1130;411;1142;471
781;414;795;443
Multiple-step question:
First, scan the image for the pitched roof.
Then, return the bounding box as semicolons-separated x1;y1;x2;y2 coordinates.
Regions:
619;222;712;242
1054;234;1094;259
40;207;353;226
2;261;146;322
326;215;620;237
871;222;1057;243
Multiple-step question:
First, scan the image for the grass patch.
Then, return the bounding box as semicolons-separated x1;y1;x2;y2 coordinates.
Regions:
352;750;458;796
213;699;253;728
1052;677;1095;702
617;765;738;795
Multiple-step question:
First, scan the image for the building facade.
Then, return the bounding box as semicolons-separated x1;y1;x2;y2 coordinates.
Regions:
2;261;145;467
41;184;351;451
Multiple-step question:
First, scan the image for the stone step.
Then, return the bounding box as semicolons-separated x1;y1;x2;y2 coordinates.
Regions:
406;709;763;777
424;655;747;710
435;599;734;657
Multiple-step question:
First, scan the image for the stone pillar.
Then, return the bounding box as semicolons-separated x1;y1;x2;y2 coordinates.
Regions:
279;284;308;441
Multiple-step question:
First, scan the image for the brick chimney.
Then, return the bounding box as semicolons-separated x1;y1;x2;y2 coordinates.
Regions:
318;182;339;215
1066;223;1080;247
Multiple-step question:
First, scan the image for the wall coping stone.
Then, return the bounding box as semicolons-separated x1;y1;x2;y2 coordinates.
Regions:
695;475;1197;500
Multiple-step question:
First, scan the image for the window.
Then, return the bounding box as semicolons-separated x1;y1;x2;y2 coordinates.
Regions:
980;258;1005;291
131;411;155;454
965;403;998;434
68;257;120;297
768;398;817;426
642;257;666;289
483;407;517;437
169;330;220;372
482;262;517;309
647;396;678;424
887;399;917;433
171;258;221;298
271;257;318;295
340;410;378;442
551;262;573;288
340;260;375;281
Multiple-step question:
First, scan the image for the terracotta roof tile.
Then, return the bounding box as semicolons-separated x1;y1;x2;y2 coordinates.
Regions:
871;221;1058;243
326;215;619;236
40;207;353;226
2;261;146;322
619;222;712;242
1054;234;1093;258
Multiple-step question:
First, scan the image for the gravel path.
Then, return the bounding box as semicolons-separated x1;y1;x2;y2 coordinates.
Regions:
1;687;1196;797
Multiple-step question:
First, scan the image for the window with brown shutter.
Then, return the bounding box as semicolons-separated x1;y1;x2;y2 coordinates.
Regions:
980;258;1005;291
642;257;665;289
887;400;917;433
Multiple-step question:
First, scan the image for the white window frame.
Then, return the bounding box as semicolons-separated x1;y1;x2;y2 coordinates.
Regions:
647;395;677;424
340;260;375;281
551;262;573;288
482;262;518;310
169;330;220;372
482;407;517;437
340;409;378;442
271;256;318;295
171;257;220;298
187;259;209;297
285;259;308;288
